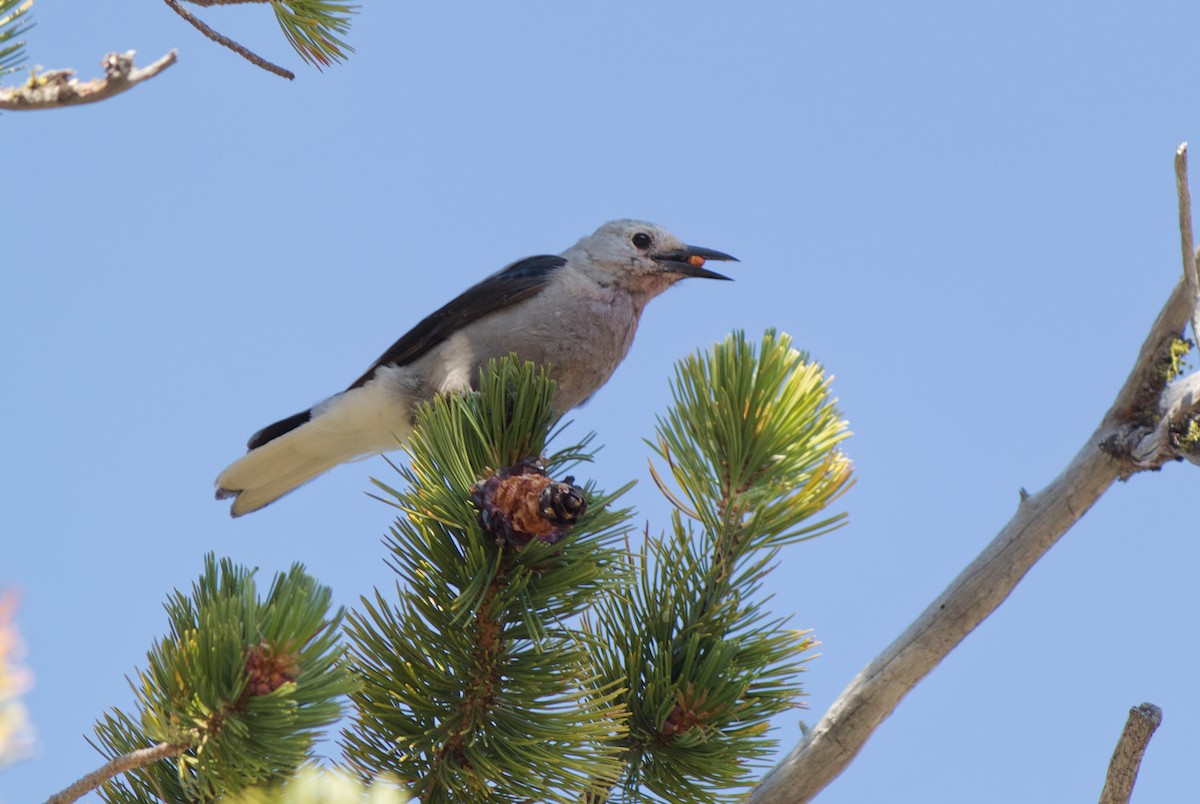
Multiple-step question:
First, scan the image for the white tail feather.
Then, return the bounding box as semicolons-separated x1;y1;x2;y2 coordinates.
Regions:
216;382;414;516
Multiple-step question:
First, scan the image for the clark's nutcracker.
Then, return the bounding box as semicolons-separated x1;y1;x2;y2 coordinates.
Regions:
215;219;737;516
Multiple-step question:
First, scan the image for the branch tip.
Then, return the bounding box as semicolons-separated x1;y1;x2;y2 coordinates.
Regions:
0;49;177;110
1099;703;1162;804
1174;144;1200;351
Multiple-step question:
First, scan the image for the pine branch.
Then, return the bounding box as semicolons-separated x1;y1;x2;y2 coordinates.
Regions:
342;359;631;803
185;0;356;67
162;0;293;80
76;555;354;803
589;331;853;803
58;345;850;801
162;0;356;79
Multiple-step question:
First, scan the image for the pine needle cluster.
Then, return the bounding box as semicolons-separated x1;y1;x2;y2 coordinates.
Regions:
587;330;853;802
72;331;852;803
91;555;354;802
341;360;634;803
0;0;32;77
270;0;355;69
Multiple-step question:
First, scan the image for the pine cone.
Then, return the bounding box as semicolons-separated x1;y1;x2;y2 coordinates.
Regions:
470;462;588;548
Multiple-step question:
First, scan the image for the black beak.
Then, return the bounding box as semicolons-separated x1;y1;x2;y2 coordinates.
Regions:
653;245;739;281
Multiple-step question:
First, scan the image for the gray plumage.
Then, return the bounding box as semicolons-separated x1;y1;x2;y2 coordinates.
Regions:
215;219;736;516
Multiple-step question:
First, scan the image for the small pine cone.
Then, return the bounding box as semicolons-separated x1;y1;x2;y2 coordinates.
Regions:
243;642;298;697
470;462;587;548
538;475;587;526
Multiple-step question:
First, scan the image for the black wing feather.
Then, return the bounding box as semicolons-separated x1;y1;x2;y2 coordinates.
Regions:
347;254;566;390
247;409;312;450
241;255;566;453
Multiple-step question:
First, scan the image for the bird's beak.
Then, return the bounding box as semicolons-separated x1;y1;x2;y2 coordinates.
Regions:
653;245;739;281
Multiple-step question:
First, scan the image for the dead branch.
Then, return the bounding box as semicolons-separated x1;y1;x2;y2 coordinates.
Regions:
749;146;1200;803
1098;703;1162;804
1176;145;1200;350
0;50;176;111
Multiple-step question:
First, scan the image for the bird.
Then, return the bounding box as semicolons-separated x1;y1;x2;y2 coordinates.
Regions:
215;219;737;516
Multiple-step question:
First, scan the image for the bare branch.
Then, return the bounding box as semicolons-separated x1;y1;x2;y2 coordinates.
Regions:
1176;145;1200;348
162;0;294;80
0;50;176;110
750;438;1121;803
44;741;184;804
1099;703;1162;804
748;151;1200;804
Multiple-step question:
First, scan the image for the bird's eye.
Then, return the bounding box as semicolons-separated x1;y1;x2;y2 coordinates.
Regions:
631;232;652;250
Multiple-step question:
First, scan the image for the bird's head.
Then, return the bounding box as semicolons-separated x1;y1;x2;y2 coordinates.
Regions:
565;219;738;297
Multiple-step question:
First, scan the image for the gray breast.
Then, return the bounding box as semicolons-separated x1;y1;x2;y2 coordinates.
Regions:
467;279;645;411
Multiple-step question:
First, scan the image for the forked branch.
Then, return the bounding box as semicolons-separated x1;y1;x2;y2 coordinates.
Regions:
749;146;1200;803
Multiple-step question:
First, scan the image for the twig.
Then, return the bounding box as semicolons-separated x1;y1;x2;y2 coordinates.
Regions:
44;741;185;804
1098;703;1162;804
747;151;1200;803
1176;145;1200;348
0;50;177;110
162;0;294;80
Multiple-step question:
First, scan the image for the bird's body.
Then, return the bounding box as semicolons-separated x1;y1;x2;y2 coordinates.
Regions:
216;220;736;516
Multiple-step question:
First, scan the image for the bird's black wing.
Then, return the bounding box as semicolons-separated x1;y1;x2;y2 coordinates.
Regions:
346;254;567;390
244;255;566;451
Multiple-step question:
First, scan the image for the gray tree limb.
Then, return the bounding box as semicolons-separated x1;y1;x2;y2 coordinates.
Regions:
1099;703;1162;804
1175;145;1200;350
0;50;176;111
749;147;1199;803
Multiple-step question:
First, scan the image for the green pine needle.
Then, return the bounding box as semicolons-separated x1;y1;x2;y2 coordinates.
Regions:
90;555;355;802
71;330;848;801
0;0;33;77
653;329;854;553
588;329;853;802
271;0;355;69
343;358;632;803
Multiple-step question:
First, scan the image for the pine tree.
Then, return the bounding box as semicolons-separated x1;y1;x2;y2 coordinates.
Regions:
58;331;852;803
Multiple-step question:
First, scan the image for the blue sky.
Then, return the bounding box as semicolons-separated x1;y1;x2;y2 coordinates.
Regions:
5;2;1200;801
